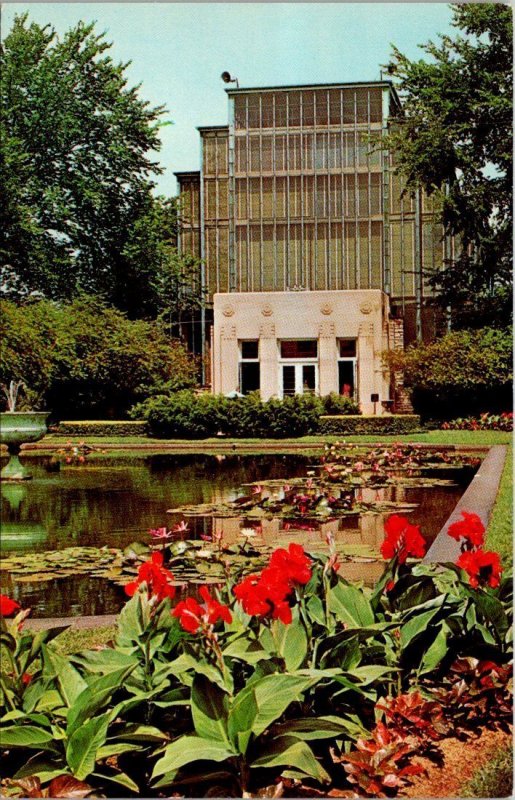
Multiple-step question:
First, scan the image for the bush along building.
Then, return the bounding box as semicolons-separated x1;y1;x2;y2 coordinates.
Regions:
175;81;452;414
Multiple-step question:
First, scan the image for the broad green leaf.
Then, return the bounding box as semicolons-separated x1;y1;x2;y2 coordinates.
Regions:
227;684;258;755
96;742;143;759
467;589;509;638
251;736;330;784
116;593;149;648
92;769;140;793
400;606;443;649
0;725;58;750
306;595;326;627
13;755;68;783
273;715;364;741
113;723;169;742
222;636;271;665
65;712;110;780
271;617;308;671
71;648;138;674
418;623;449;675
191;675;229;744
66;665;135;736
42;645;87;707
327;582;374;628
152;736;237;779
233;674;315;740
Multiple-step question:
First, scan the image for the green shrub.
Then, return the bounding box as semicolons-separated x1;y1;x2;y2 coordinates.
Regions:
321;392;360;416
0;296;198;418
53;420;148;437
134;392;325;439
385;327;512;420
319;414;421;435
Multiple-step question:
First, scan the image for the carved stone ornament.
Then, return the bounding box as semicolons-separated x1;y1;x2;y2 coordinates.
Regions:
360;302;373;315
320;303;333;316
261;304;273;317
222;305;235;317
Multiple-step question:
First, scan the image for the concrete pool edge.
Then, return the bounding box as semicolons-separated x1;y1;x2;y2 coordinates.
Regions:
423;444;508;563
23;445;507;632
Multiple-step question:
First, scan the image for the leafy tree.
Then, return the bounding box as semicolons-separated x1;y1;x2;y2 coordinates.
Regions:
385;4;512;327
122;196;205;326
385;326;513;419
0;14;170;315
0;296;199;417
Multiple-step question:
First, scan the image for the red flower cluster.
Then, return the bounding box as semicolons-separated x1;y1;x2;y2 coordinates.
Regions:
173;586;232;633
456;549;503;590
0;594;20;617
447;511;485;548
380;516;427;564
234;543;311;624
125;551;176;602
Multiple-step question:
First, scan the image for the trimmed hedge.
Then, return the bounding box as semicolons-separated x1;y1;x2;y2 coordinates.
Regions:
319;414;421;435
53;420;148;437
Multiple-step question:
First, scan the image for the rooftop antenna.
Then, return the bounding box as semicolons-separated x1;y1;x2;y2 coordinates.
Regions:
221;71;239;89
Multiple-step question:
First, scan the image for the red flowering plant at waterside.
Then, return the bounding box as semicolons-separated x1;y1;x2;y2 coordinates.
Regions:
124;551;176;603
445;510;504;590
456;549;503;589
447;511;485;549
0;594;21;617
380;516;427;564
233;542;312;625
173;585;232;633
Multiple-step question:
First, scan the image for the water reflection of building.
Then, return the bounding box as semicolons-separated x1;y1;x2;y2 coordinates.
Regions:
211;513;386;585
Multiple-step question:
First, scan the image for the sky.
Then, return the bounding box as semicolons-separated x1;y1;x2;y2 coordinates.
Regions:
2;2;456;196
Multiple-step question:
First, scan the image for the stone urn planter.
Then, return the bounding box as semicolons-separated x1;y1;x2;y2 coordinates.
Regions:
0;411;49;481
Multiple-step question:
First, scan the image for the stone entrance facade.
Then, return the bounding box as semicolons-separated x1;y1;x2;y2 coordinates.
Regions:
212;289;392;415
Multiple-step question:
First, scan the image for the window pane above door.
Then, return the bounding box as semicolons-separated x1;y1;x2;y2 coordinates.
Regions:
280;340;318;359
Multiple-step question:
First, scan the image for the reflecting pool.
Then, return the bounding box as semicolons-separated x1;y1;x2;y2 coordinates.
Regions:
0;453;476;617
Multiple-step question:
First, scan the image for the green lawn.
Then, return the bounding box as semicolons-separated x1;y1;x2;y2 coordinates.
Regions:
32;429;513;449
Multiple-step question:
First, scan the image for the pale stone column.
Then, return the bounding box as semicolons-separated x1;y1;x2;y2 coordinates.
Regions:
219;325;239;395
318;321;338;396
357;322;377;415
259;323;278;400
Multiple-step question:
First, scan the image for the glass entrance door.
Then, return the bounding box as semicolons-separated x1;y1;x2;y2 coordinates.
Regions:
281;363;318;397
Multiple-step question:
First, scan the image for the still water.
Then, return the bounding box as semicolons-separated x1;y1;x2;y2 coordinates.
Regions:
1;454;474;617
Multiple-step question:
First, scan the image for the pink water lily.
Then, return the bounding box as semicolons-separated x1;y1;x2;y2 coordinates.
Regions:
150;526;174;541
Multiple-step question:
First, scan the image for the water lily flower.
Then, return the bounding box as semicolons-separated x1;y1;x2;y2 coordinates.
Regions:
149;526;173;541
252;484;263;495
239;527;258;538
173;520;189;534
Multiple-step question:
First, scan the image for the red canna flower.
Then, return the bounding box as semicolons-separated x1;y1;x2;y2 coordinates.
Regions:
21;672;32;685
380;516;426;563
456;549;503;589
447;511;485;548
172;586;232;632
172;596;204;632
0;594;20;617
124;551;176;602
234;544;311;624
269;542;312;585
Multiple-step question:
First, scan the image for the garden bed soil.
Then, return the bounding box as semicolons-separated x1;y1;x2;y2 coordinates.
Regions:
290;727;512;798
400;726;512;798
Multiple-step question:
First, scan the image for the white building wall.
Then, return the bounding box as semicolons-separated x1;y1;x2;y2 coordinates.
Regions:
212;289;392;415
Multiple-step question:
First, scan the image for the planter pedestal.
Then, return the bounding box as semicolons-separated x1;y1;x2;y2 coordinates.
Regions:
0;412;49;481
